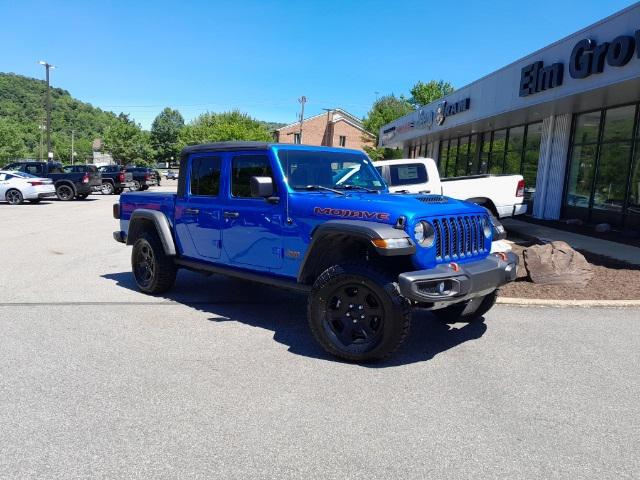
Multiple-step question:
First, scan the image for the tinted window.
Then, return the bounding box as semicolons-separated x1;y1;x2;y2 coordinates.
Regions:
231;155;274;198
49;165;64;174
25;164;44;175
190;156;221;196
389;163;428;186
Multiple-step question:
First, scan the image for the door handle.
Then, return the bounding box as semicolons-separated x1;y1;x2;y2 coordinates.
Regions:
224;211;240;219
184;208;200;215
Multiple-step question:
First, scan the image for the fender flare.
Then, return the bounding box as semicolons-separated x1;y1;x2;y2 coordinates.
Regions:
126;209;177;256
297;219;415;282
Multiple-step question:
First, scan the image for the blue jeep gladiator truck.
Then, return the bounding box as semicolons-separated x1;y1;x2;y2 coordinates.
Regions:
113;142;517;362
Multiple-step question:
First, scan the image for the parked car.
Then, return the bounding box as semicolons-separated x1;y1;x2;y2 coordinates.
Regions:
0;170;56;204
97;165;134;195
63;164;103;193
125;167;158;191
4;161;96;201
368;158;526;218
113;142;518;363
165;169;179;180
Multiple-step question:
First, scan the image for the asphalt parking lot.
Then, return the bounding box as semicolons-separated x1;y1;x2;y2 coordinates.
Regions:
1;182;639;479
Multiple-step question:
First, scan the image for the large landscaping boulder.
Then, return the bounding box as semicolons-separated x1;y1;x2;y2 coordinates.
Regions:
523;241;594;286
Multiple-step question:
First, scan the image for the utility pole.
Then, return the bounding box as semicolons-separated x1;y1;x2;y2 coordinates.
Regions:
39;61;55;160
298;96;306;144
39;122;45;160
70;130;75;164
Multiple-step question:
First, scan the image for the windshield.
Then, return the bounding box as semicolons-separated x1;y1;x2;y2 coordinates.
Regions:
276;149;386;191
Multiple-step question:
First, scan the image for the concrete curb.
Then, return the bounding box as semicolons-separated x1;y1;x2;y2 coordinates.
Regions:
497;297;640;307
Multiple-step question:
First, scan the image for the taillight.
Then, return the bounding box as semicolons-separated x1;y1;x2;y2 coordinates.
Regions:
118;172;125;182
28;181;43;186
516;179;525;197
82;173;90;184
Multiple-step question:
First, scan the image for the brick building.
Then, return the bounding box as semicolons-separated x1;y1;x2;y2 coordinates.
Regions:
274;108;375;151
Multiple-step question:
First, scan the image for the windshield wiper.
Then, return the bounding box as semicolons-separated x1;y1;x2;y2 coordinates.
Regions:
304;184;346;195
335;184;379;193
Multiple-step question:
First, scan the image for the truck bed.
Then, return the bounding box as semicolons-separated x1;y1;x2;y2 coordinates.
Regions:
120;191;177;222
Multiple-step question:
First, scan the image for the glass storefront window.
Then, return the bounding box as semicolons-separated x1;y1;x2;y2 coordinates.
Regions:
490;129;506;174
566;144;597;209
456;136;469;176
480;133;491;174
526;122;543;150
468;135;478;174
628;143;640;228
446;139;458;177
574;111;602;144
592;142;632;212
438;143;448;176
602;105;636;142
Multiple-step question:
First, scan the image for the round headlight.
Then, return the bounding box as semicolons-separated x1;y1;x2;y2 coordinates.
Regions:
483;216;492;238
414;221;435;247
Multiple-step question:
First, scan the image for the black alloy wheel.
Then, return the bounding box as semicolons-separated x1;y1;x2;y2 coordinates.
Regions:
133;240;156;290
324;283;385;352
308;263;411;362
5;189;24;205
56;184;74;201
131;232;177;294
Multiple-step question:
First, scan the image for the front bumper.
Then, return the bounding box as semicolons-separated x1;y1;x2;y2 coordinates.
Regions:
398;252;518;307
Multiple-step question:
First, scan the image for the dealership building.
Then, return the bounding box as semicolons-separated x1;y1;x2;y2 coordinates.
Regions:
380;3;640;230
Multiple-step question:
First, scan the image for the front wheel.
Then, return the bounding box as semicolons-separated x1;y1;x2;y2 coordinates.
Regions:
5;189;24;205
308;263;411;362
432;290;498;324
131;231;177;294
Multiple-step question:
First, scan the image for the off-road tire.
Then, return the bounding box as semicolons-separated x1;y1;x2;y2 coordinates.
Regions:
5;189;24;205
101;181;115;195
56;184;74;201
131;231;177;294
432;290;498;324
308;263;411;362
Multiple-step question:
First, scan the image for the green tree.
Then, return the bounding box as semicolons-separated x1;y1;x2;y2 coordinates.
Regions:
362;95;414;160
103;114;154;166
0;118;28;165
150;107;184;164
179;110;272;147
409;80;455;107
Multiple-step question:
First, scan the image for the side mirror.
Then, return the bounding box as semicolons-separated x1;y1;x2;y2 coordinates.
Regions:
250;176;274;198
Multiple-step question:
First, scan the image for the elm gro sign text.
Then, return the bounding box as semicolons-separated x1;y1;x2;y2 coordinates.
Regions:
519;30;640;97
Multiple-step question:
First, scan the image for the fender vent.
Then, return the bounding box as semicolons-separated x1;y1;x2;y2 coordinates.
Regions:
416;195;448;204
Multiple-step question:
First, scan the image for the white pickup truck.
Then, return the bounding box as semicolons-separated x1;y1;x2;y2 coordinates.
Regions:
369;158;527;218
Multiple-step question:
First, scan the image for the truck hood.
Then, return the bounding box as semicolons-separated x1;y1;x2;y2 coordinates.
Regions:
289;191;486;225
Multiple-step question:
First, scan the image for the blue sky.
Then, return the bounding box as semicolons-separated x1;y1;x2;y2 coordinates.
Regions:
0;0;636;129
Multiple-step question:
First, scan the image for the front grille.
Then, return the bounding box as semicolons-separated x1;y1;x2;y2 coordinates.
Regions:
432;215;488;260
416;195;448;204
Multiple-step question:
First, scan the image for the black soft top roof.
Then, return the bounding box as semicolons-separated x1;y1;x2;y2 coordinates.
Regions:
181;141;273;156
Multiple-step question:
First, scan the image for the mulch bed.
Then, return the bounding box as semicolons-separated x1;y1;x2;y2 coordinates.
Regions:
499;242;640;301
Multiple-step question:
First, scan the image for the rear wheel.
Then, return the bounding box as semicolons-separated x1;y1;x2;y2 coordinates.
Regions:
5;189;24;205
308;263;411;362
432;290;498;323
131;231;177;294
101;181;114;195
56;184;74;201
